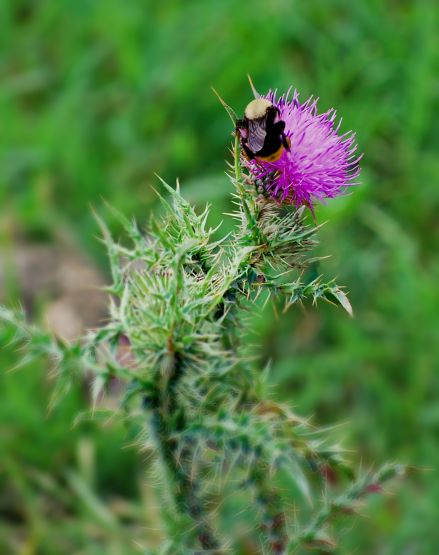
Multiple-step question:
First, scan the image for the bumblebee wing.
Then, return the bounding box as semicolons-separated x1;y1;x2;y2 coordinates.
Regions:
247;118;267;153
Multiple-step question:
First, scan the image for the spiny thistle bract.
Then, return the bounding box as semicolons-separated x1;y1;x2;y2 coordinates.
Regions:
0;85;403;555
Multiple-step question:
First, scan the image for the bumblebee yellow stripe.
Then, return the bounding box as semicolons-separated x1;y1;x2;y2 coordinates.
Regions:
256;144;284;162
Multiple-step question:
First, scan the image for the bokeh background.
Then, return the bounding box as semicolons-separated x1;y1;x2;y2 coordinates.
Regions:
1;1;439;553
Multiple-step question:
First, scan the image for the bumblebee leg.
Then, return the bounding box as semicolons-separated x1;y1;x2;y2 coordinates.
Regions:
272;121;290;151
274;120;286;133
282;134;291;150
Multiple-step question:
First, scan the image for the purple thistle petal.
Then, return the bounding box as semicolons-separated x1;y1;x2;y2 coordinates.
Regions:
245;90;361;209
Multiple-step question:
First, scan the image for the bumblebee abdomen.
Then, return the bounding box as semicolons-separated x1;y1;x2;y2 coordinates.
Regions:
256;144;285;162
254;130;288;162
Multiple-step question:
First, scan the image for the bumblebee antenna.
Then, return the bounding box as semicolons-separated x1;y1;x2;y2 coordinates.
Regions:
211;87;238;125
247;74;260;98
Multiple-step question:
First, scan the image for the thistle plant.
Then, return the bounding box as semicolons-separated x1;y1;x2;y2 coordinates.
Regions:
1;84;404;554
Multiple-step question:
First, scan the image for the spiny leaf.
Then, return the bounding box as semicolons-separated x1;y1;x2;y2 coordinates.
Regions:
324;287;353;316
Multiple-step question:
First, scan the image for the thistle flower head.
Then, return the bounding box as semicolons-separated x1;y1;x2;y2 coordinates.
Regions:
246;89;361;209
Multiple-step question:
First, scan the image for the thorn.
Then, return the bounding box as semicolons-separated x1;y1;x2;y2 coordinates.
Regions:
211;86;238;125
247;74;260;98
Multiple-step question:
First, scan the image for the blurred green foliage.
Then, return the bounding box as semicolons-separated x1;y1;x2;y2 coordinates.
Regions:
1;0;438;553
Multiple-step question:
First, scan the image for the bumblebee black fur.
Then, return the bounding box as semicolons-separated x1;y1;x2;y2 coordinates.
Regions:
236;98;290;162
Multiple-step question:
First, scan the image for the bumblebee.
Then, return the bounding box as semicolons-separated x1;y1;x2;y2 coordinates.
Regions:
236;98;290;162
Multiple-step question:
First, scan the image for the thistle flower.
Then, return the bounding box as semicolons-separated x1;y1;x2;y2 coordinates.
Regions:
246;89;361;209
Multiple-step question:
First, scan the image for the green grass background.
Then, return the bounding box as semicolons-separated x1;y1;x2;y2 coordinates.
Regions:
1;0;439;553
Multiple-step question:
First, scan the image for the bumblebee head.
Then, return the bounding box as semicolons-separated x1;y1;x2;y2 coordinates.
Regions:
244;98;273;121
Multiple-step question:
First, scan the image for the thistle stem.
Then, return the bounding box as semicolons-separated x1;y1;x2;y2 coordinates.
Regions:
234;133;242;183
234;134;254;228
252;466;288;555
152;410;222;552
151;348;223;553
